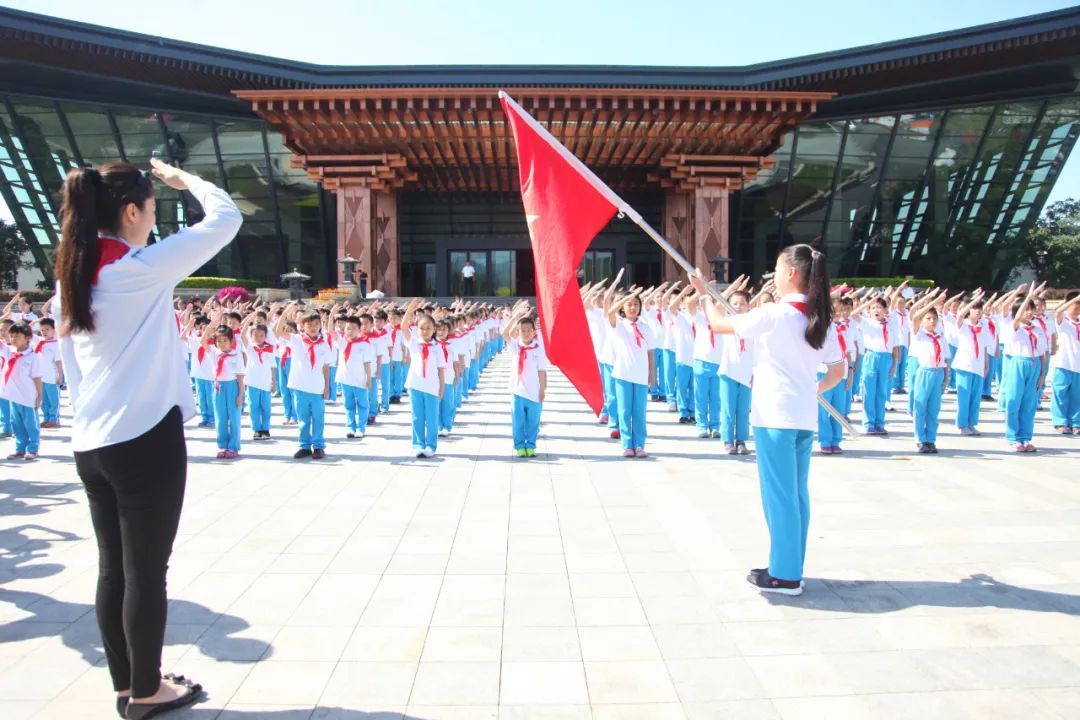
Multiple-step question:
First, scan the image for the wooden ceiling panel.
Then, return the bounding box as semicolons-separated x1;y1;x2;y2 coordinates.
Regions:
238;88;831;192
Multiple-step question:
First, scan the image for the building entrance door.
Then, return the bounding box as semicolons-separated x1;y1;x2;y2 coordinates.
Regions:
449;248;536;297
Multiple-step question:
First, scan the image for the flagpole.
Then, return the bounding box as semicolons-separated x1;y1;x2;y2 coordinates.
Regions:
499;90;857;438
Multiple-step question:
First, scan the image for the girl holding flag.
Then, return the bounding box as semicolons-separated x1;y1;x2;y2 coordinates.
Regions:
690;244;843;596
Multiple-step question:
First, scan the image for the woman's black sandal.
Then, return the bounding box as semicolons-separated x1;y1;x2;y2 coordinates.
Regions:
116;696;129;719
125;674;203;719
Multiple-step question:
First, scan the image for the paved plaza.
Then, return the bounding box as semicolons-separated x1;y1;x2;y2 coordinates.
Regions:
2;353;1080;720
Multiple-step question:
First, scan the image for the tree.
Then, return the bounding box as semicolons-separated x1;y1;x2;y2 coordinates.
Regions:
0;220;36;290
1023;198;1080;287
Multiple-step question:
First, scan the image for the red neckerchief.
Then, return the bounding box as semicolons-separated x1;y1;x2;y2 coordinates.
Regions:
214;352;234;381
34;338;56;353
344;337;368;363
835;321;848;358
251;343;274;365
968;323;982;359
92;235;130;284
1035;316;1048;336
879;318;889;347
926;331;943;366
369;328;387;339
630;321;645;348
197;340;207;366
655;310;662;325
302;334;324;367
391;324;400;346
517;342;537;380
739;337;746;353
325;331;335;351
1020;324;1039;356
786;301;809;317
2;351;22;385
1069;317;1080;342
437;339;451;362
987;318;996;336
896;311;907;330
420;341;431;378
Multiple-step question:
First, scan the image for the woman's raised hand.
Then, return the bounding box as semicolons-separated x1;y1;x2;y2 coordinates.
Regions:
149;157;193;191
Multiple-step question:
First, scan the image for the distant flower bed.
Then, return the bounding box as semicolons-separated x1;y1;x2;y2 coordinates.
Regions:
832;277;935;289
217;286;251;304
177;276;262;290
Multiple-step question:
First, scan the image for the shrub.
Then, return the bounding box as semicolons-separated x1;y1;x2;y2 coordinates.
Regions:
176;277;263;291
832;277;935;289
217;286;251;304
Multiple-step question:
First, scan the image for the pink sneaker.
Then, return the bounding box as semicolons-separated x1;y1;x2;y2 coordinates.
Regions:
1011;443;1026;453
622;448;635;458
599;414;609;425
225;450;239;459
634;448;648;458
1023;443;1037;453
216;450;227;459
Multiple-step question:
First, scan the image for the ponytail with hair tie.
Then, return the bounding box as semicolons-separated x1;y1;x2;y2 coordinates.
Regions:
779;244;833;350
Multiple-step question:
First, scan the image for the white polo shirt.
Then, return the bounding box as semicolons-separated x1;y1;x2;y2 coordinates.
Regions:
435;338;457;384
405;336;446;396
370;328;391;364
338;337;375;389
610;318;653;386
719;332;754;387
188;334;216;380
946;319;991;376
33;338;61;384
287;333;334;394
209;348;244;384
55;176;243;451
0;346;44;408
857;314;896;354
691;312;724;365
509;339;550;402
891;310;911;347
669;310;695;367
728;293;843;431
390;326;405;362
909;328;951;369
244;340;276;392
1001;322;1047;358
1056;315;1080;373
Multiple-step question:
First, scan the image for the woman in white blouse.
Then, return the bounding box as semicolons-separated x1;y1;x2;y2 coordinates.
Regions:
55;158;241;719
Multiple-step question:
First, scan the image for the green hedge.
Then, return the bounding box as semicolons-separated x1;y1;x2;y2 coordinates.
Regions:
833;277;935;289
176;277;264;291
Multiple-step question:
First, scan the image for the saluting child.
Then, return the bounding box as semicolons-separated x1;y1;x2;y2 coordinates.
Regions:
852;294;897;435
338;316;375;439
890;293;911;397
400;298;446;458
33;318;63;428
187;315;216;428
278;308;334;459
1051;291;1080;435
909;294;950;454
945;292;990;436
503;306;550;457
672;291;697;425
434;319;460;437
1;323;43;460
0;319;13;440
371;310;392;414
388;307;406;404
833;297;859;422
1000;283;1048;452
276;318;299;425
692;293;724;439
606;289;654;458
204;324;245;459
719;290;754;455
242;321;276;440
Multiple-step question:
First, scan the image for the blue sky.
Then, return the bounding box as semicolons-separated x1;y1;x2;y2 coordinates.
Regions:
1;0;1077;222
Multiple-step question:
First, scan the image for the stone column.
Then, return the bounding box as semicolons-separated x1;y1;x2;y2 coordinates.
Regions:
662;190;692;282
336;185;373;287
373;190;400;296
692;186;730;280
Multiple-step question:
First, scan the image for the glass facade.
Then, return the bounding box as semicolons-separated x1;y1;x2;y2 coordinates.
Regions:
0;95;333;287
2;92;1078;290
733;96;1080;285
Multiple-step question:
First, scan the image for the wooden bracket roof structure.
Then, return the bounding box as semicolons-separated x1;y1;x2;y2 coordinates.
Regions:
236;88;833;193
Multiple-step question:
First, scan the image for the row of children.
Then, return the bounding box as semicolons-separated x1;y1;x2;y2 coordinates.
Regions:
1;295;66;460
575;274;1079;457
175;296;512;459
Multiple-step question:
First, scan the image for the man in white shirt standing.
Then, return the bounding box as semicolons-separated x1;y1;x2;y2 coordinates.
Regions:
462;258;477;296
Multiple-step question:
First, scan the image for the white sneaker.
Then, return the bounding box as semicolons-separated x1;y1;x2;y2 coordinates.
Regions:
667;402;678;412
438;429;449;437
355;431;364;439
423;447;436;458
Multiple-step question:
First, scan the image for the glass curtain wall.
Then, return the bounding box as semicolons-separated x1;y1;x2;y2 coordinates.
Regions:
0;94;332;287
732;95;1080;284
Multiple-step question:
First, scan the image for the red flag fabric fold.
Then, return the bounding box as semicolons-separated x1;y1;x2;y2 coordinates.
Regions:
500;92;612;415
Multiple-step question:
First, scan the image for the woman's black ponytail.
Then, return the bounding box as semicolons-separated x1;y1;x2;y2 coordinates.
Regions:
55;162;153;334
779;243;832;349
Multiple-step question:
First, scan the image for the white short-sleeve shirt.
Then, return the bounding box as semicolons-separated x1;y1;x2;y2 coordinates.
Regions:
857;314;896;354
609;318;653;385
909;328;951;369
434;339;456;384
945;319;991;376
287;333;334;394
405;336;446;396
1056;315;1080;372
728;293;843;431
209;348;244;384
188;334;216;380
1001;321;1047;358
33;338;61;384
719;331;755;387
509;339;551;402
244;341;276;392
338;338;375;389
691;312;724;365
0;346;44;408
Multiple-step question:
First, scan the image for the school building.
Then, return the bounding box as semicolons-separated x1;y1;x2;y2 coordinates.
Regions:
1;6;1078;294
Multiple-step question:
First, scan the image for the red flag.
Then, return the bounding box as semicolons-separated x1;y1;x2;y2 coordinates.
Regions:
500;91;614;415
